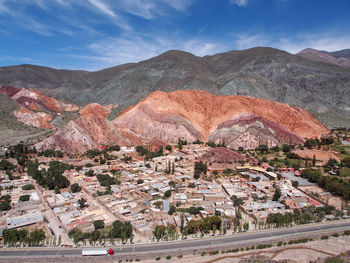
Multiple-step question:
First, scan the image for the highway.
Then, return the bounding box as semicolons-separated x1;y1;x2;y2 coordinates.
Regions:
1;220;350;258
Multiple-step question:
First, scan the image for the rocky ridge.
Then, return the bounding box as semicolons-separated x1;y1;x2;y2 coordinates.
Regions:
35;90;329;153
0;86;79;130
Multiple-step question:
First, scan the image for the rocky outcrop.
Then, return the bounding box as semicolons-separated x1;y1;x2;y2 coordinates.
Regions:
36;90;329;153
199;147;248;164
0;86;78;112
208;113;304;149
13;107;53;130
35;103;142;154
0;85;78;129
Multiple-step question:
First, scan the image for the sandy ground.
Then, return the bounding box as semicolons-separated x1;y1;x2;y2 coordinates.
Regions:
299;185;344;209
134;235;350;263
293;149;339;164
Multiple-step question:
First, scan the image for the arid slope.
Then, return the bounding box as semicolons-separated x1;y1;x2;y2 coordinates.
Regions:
36;90;329;153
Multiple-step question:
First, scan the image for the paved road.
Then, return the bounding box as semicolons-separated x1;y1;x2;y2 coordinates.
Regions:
1;220;350;258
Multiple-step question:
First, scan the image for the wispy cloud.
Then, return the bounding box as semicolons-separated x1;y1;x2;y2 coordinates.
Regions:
230;0;248;7
233;32;350;53
87;0;116;18
75;35;228;70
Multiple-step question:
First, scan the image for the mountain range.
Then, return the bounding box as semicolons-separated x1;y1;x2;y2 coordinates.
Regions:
0;46;349;149
297;48;350;69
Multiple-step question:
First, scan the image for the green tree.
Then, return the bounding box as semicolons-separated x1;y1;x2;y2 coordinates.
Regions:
0;201;11;211
70;183;82;193
153;225;167;242
78;198;87;208
243;222;249;231
165;145;172;151
93;220;105;231
22;184;35;190
272;188;281;201
168;204;176;215
292;180;299;188
19;194;30;202
164;190;172;198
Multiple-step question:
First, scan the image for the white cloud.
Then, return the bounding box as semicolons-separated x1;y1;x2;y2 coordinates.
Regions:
235;34;270;49
162;0;195;11
87;0;116;18
80;35;228;70
230;0;248;7
232;32;350;54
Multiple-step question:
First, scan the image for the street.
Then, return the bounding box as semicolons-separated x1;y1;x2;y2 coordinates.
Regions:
1;219;350;258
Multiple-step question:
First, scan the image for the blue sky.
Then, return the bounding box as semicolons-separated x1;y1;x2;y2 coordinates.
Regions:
0;0;349;71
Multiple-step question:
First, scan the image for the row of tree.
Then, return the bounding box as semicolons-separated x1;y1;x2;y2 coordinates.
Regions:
301;169;350;201
266;205;336;228
68;220;133;245
3;229;45;246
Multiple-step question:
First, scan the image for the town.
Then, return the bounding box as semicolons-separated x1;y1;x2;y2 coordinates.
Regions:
1;128;350;249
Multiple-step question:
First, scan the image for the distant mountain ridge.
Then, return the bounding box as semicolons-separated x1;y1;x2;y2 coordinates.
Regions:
297;48;350;69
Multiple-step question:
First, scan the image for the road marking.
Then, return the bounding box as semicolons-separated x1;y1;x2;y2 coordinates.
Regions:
133;247;135;254
23;250;29;256
56;248;62;255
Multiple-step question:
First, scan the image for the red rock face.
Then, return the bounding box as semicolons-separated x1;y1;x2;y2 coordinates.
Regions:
14;107;54;130
0;85;79;129
209;113;305;149
200;147;247;164
116;90;329;141
36;90;329;153
35;103;142;154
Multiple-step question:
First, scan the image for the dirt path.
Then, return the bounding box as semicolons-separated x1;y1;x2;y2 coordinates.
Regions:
203;245;336;263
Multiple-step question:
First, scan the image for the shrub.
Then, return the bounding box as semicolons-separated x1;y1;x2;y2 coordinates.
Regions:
209;251;219;255
22;184;35;190
344;230;350;236
277;241;283;247
166;255;171;260
19;194;30;202
201;252;206;256
178;255;183;258
325;257;345;263
256;244;273;249
155;257;161;261
321;235;329;240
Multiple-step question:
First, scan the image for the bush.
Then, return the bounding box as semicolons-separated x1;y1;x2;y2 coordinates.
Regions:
19;194;30;202
256;244;273;249
93;220;105;231
344;230;350;236
209;251;219;255
333;233;339;237
166;255;171;260
277;241;283;246
166;145;172;151
22;184;35;190
325;257;345;263
321;235;329;240
201;252;206;256
70;183;82;193
178;255;183;258
155;257;161;261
